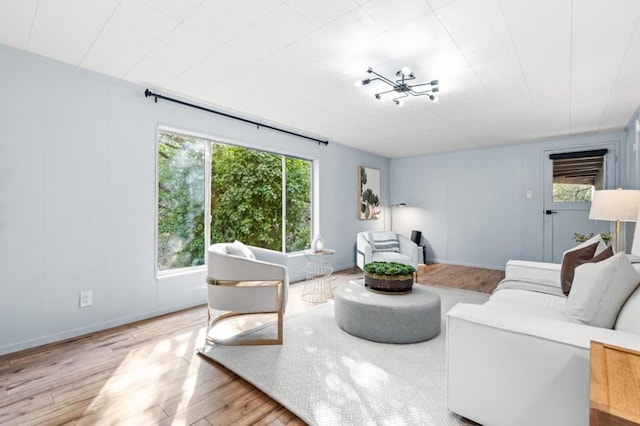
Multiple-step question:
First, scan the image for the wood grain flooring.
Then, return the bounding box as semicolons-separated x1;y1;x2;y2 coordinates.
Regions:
416;263;504;294
0;263;502;425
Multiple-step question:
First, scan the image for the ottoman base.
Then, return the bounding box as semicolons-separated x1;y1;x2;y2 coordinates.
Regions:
334;280;441;344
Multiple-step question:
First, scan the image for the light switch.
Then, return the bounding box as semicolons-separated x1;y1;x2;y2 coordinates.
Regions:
525;190;533;199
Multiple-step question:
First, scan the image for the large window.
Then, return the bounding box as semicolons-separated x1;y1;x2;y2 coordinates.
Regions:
157;130;312;273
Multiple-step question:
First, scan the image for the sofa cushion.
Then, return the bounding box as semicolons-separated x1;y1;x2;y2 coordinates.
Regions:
371;251;412;265
368;231;400;253
490;288;567;311
615;286;640;334
566;253;640;328
505;260;561;283
561;244;614;295
483;299;567;321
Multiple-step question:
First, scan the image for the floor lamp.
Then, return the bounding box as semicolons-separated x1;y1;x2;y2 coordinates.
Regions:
589;188;640;252
389;202;407;231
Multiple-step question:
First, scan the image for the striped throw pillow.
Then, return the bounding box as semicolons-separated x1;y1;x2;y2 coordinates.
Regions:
369;231;400;253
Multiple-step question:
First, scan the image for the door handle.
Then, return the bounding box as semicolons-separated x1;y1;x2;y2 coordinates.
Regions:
545;210;558;215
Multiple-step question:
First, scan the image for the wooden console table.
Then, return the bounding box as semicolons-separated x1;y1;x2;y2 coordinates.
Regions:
590;341;640;425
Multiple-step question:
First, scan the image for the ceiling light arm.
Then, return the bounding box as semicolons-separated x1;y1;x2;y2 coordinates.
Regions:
392;93;409;105
408;87;439;96
366;68;399;87
395;74;416;85
408;80;438;89
374;88;402;99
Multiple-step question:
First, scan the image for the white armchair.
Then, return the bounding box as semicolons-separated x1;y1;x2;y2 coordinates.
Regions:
206;242;289;345
356;231;420;269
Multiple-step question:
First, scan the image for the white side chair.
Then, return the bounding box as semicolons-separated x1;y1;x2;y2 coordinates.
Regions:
206;242;289;345
356;231;419;269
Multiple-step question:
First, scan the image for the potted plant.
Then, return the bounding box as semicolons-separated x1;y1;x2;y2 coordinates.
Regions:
363;261;416;294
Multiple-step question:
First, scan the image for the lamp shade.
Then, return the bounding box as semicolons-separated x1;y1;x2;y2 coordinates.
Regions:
589;189;640;222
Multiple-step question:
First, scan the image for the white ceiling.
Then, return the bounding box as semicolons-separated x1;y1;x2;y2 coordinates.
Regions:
1;0;640;158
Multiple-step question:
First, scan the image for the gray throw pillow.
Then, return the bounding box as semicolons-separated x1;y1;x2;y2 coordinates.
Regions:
566;252;640;328
370;231;400;253
560;243;614;295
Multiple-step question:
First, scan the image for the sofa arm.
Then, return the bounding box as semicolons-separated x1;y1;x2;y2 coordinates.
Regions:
398;234;419;266
251;245;287;266
505;259;561;285
356;233;372;269
446;303;640;426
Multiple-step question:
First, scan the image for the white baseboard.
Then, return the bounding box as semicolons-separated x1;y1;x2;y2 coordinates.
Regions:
0;300;207;356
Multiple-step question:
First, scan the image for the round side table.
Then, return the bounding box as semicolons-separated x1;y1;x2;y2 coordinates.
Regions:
302;249;335;303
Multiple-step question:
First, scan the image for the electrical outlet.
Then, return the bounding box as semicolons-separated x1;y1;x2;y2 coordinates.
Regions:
80;291;93;308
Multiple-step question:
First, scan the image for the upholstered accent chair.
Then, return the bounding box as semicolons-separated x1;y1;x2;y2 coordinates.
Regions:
356;231;420;269
206;242;289;345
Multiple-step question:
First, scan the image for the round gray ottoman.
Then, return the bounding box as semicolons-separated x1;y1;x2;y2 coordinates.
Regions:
334;280;441;343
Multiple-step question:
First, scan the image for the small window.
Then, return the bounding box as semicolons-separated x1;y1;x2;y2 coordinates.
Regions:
551;150;607;202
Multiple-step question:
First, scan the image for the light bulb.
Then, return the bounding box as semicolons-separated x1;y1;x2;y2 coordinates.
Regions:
401;67;412;76
431;95;439;103
354;80;363;87
395;100;404;107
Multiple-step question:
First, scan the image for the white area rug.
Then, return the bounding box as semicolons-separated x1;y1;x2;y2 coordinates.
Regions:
198;284;488;425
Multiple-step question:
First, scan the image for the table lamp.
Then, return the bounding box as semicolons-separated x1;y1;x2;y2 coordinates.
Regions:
589;188;640;252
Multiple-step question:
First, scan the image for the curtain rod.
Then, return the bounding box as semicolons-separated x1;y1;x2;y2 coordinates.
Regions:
144;89;329;146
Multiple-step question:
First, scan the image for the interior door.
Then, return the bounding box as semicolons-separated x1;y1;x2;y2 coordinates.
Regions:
543;144;618;263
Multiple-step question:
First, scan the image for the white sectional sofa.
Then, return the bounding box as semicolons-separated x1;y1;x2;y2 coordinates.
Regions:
446;257;640;426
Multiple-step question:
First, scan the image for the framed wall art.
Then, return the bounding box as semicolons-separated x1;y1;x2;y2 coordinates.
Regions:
358;166;381;220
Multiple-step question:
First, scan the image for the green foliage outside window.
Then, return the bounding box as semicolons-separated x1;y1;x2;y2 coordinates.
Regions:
157;134;205;270
285;157;312;252
552;183;593;202
157;133;312;272
210;145;283;250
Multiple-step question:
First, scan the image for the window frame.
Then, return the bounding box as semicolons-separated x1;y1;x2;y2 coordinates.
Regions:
155;125;315;277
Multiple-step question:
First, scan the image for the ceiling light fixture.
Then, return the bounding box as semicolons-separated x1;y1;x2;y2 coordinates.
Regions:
356;67;439;106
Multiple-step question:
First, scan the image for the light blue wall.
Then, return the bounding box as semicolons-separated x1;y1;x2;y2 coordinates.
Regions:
0;45;389;354
624;106;640;189
391;132;630;269
2;41;638;355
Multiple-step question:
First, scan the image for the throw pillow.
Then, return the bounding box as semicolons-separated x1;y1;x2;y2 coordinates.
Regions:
560;242;598;295
226;240;256;259
562;234;607;260
369;231;400;253
560;243;614;295
566;252;640;328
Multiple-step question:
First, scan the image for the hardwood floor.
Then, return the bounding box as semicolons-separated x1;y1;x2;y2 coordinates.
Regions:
0;263;503;425
416;263;504;294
